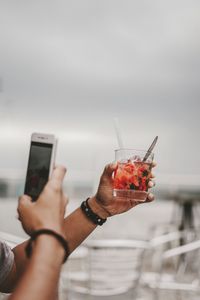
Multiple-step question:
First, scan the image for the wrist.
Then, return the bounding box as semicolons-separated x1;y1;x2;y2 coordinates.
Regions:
30;225;66;239
26;229;69;263
88;197;110;219
35;234;65;261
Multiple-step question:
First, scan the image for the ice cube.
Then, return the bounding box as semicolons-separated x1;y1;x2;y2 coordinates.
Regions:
129;155;141;162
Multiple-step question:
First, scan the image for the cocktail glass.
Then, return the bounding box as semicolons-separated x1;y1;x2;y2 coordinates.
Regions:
113;149;154;201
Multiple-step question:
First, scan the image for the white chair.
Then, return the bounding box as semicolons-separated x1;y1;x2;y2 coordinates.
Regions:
142;239;200;300
61;239;148;300
146;230;196;273
62;231;196;300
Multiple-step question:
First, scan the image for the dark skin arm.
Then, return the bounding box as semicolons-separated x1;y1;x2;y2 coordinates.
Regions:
0;162;156;293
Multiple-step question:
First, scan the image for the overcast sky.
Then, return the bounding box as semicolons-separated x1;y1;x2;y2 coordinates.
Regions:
0;0;200;185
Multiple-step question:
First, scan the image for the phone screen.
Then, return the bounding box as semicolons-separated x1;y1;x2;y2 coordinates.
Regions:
24;141;53;201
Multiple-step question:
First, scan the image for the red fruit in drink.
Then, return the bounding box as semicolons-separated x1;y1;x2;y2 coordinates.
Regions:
113;161;151;192
130;175;139;187
124;163;135;174
139;177;148;191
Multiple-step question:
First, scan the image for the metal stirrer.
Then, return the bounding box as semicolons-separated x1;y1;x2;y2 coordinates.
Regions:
142;136;158;162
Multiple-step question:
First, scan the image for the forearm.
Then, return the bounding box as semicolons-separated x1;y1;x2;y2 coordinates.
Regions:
63;207;97;253
63;197;108;253
9;236;64;300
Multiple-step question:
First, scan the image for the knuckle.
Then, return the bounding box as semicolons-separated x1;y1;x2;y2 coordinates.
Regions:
55;185;61;193
62;166;67;173
104;164;110;172
18;197;26;206
18;195;24;202
148;193;154;201
53;181;61;193
45;181;61;193
58;165;66;171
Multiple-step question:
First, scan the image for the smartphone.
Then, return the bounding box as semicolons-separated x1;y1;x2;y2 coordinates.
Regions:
24;133;57;201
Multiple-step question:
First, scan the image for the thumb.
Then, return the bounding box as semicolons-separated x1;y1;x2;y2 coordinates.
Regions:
17;195;32;221
18;195;32;208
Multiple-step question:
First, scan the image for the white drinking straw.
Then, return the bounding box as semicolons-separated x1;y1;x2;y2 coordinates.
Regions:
114;118;124;149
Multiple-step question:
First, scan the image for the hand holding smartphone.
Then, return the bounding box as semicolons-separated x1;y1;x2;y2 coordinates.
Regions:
24;133;57;201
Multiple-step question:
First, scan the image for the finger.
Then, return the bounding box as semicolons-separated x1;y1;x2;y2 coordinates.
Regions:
150;172;155;179
148;180;155;188
50;165;67;189
103;163;118;177
17;195;33;220
146;193;155;202
51;165;67;181
18;195;32;206
129;199;140;207
41;166;66;199
151;161;157;168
